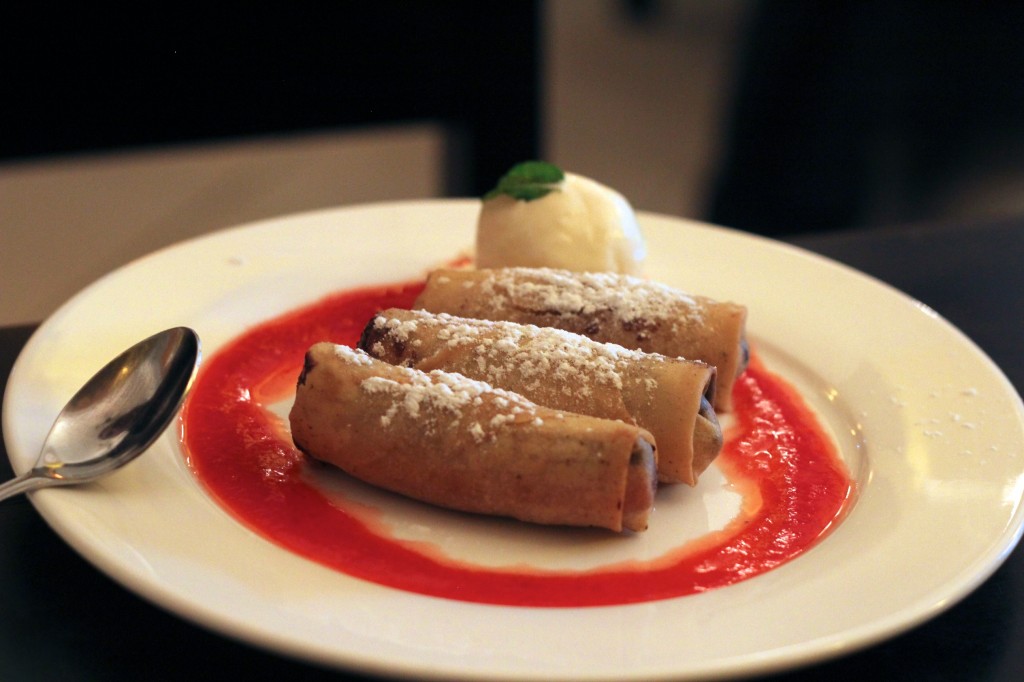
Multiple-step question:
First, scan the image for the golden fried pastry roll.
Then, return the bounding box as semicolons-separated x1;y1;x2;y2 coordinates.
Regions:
414;267;748;411
289;343;657;532
360;308;721;485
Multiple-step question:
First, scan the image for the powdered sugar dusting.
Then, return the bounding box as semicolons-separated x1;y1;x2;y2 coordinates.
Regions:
373;309;667;396
475;267;700;326
335;345;542;442
373;315;419;342
333;344;375;366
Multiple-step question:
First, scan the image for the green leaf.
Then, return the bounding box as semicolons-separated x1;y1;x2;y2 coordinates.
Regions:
483;161;565;202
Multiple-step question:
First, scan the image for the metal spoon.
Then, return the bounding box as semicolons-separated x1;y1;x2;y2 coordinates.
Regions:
0;327;201;501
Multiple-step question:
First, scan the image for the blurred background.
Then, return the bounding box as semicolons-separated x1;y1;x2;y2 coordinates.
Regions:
3;1;1023;325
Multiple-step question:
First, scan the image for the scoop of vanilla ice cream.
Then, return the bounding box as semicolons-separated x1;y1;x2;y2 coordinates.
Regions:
475;172;646;275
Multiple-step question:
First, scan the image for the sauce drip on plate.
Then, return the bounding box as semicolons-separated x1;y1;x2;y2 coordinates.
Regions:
180;279;854;607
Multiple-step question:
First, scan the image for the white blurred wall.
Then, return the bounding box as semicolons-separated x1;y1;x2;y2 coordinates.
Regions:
544;0;749;218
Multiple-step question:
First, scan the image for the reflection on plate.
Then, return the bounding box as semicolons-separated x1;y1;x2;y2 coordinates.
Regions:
5;200;1024;681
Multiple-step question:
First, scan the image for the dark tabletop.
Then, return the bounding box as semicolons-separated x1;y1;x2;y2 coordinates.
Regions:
2;216;1023;681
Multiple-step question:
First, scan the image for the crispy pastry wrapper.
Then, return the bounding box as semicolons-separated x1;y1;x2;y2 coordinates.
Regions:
413;267;748;411
360;308;722;485
289;343;657;532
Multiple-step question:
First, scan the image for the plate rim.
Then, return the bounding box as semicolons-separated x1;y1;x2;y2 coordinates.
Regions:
5;199;1024;681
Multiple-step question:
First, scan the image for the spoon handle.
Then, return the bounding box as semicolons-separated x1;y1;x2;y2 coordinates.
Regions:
0;471;54;502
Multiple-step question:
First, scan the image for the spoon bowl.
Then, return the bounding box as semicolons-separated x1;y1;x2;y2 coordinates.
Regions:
0;327;201;501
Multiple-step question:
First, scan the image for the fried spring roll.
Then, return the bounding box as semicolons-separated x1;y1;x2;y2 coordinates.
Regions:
414;267;748;411
360;308;721;485
289;343;657;532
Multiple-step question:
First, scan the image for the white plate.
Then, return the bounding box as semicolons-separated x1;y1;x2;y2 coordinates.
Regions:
5;200;1024;681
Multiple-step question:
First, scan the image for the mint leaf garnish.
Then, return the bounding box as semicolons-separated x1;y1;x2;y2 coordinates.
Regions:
483;161;565;202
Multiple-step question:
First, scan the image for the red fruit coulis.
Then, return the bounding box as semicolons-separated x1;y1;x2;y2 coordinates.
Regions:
180;279;854;607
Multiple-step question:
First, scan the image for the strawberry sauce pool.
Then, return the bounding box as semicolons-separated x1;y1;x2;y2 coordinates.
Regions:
180;279;854;607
